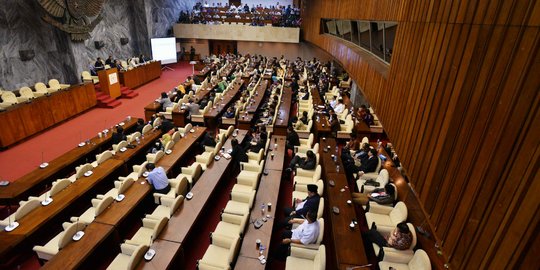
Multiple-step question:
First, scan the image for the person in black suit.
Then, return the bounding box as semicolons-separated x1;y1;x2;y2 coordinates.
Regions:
111;126;127;144
356;148;379;178
201;131;217;147
94;57;104;71
278;184;321;229
250;132;267;153
105;55;114;67
286;150;317;173
328;108;341;137
158;115;174;133
286;126;300;152
230;138;248;164
135;118;146;133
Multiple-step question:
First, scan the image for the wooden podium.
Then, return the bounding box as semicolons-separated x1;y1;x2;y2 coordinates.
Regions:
97;68;121;99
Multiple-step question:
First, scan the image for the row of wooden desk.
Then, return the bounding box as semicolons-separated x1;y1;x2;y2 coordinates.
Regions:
238;79;269;130
0;117;138;205
0;83;97;148
41;127;208;269
319;138;369;269
119;61;162;89
273;84;292;135
235;135;286;269
0;128;163;264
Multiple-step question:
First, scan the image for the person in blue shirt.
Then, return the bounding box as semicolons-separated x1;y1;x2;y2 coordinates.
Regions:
145;163;170;194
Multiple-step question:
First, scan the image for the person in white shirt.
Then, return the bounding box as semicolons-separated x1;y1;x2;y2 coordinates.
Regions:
276;211;319;260
145;163;170;194
329;95;338;108
334;98;346;114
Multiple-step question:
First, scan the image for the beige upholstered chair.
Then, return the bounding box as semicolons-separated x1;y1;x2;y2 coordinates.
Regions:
48;79;70;91
68;163;94;182
285;245;326;270
192;104;210;124
141;124;152;135
146;150;165;164
70;196;114;224
0;198;41;230
339;77;351;88
246;149;264;165
357;169;389;194
198;233;240;270
124;217;168;246
294;143;319;159
28;178;71;202
299;134;314;148
223;190;256;216
219;126;234;138
146;195;184;219
91;150;114;168
337;118;354;139
373;222;417;258
221;107;239;125
177;123;193;136
0;92;25;108
152;117;161;128
107;243;148;270
33;221;86;261
194;151;216;171
34;83;51;96
365;201;408;235
113;140;129;154
379;249;431;270
19;86;37;100
292;179;324;205
214;212;249;237
175;163;203;187
161;102;178;120
153;176;188;204
290;218;325;250
232;161;264;193
119;161;147;181
97;178;135;200
295;120;313;139
81;71;99;84
127;132;141;144
294;165;322;186
171;131;181;143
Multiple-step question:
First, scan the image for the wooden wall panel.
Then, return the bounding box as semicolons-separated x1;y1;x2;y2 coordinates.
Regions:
302;0;540;269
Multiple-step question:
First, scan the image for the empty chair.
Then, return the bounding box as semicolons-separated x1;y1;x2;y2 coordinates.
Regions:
97;178;135;199
357;169;389;194
119;161;148;181
161;102;178;120
19;86;37;100
91;150;114;168
28;178;71;202
177;123;193;136
365;201;408;234
0;91;25;108
152;117;161;128
197;233;240;270
33;221;86;261
246;149;264;164
223;190;256;216
153;175;188;204
146;150;165;163
34;83;52;96
214;212;249;237
299;134;314;148
113;140;129;154
378;249;431;270
141;124;152;135
67;163;94;182
107;243;148;270
294;165;322;186
124;216;168;246
174;163;203;187
232;161;264;193
219;126;234;138
146;195;184;219
285;245;326;270
48;79;70;91
0;198;41;231
81;71;99;84
70;196;114;224
127;131;141;144
194;151;216;171
337;118;354;139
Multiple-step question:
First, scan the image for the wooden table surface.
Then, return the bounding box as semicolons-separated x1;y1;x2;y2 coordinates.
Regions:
0;118;138;204
264;136;286;171
204;79;243;118
159;127;206;171
158;130;247;243
245;80;269;113
137;239;182;270
41;222;115;270
273;85;292;135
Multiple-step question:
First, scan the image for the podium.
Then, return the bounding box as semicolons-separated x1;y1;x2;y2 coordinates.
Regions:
97;68;121;99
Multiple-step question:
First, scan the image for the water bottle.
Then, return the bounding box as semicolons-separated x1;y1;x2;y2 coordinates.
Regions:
336;165;340;172
335;145;338;154
261;203;266;216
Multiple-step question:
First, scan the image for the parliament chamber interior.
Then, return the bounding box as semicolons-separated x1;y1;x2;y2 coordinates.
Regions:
0;0;538;269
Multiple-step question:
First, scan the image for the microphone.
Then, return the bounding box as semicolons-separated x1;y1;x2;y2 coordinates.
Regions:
73;217;85;241
5;205;19;231
145;234;156;260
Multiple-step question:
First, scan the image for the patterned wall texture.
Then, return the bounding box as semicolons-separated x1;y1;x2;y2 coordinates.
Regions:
0;0;194;90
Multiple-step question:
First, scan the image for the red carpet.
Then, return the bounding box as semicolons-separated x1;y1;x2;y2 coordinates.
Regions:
0;62;192;182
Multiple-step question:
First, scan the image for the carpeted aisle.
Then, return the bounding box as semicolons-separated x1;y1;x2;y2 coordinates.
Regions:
0;62;192;182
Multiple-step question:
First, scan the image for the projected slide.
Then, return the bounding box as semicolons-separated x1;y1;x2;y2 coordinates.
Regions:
151;38;177;65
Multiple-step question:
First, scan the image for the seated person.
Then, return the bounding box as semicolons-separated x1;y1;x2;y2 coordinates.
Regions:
286;150;317;172
334;99;346;114
328;109;341;136
224;106;235;118
201;131;217;147
94;57;104;71
160;128;175;147
351;183;396;207
280;184;320;229
158;115;174;133
111;126;127;144
295;111;309;129
286;126;300;152
230;138;248;164
355;149;379;177
277;211;320;260
363;222;413;255
147;141;163;154
199;97;209;109
187;98;201;118
145;163;171;194
159;92;173;111
135;118;146;133
105;55;114;67
250;132;267;153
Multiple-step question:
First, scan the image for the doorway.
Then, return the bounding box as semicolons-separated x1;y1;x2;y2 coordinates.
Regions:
209;40;237;56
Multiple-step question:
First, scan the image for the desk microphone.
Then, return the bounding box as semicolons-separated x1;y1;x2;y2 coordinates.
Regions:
145;235;156;260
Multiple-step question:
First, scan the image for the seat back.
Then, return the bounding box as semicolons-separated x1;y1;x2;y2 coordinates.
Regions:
127;244;148;270
19;87;35;98
142;124;152;134
152;216;169;237
59;222;85;249
168;195;184;215
390;202;408;224
95;196;114;216
164;141;175;152
81;71;92;80
96;150;114;165
407;223;417;250
172;131;181;142
34;83;49;93
376;169;389;186
313;165;322;181
50;179;71;197
315;218;324;245
408;249;431;269
152;117;161;128
15;199;41;220
113;141;128;152
173;176;189;196
117;178;135;194
190;163;203;185
317;198;324;219
374;157;382;173
48;79;60;88
127;132;141;143
2;92;18;103
75;163;94;179
313;245;326;270
315;180;324;197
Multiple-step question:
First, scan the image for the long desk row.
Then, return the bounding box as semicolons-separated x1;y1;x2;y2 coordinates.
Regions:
320;138;369;269
119;61;162;89
235;135;286;269
41;127;207;269
0;117;138;205
0;83;97;148
273;85;292;135
238;79;270;130
0;128;163;262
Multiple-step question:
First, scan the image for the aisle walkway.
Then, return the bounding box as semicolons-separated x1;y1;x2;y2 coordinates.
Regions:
0;62;192;182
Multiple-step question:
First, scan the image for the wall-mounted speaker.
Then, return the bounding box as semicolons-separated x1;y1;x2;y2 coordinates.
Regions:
19;50;35;61
120;38;129;45
94;41;105;49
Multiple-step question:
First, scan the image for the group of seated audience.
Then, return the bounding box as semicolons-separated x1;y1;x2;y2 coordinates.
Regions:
90;54;149;75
